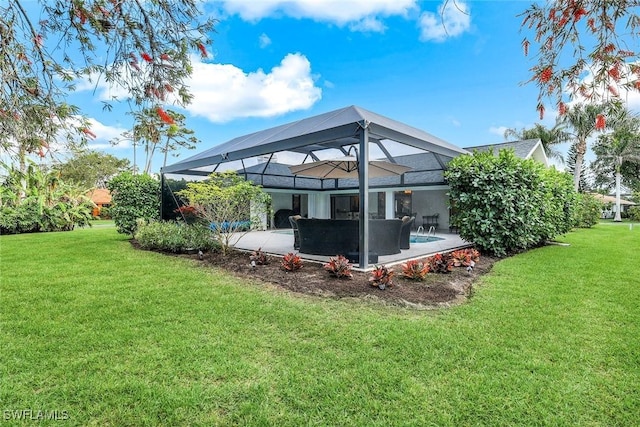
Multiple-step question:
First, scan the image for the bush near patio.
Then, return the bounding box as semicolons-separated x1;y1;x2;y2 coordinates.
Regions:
177;171;271;256
134;220;218;253
629;206;640;222
445;150;575;257
0;161;93;234
107;172;160;235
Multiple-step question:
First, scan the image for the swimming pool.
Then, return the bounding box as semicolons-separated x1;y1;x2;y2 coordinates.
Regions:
409;235;444;243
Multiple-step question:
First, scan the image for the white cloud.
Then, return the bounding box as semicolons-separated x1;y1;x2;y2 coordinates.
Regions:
186;53;322;122
259;33;272;48
349;17;386;33
75;71;130;101
489;126;508;137
84;118;129;149
217;0;416;32
565;62;640;113
419;0;471;42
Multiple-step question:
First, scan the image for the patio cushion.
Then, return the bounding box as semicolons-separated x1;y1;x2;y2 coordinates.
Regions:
296;218;402;256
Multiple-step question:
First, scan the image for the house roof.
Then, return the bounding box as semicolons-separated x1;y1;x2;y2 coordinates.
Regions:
463;139;549;167
591;193;636;206
87;188;111;204
162;105;469;178
239;151;451;191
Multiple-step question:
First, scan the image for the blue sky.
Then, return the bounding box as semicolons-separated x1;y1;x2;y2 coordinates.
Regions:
69;0;638;172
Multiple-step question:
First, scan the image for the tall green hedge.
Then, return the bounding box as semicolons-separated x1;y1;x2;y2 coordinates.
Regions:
573;193;603;228
107;172;160;235
445;150;576;257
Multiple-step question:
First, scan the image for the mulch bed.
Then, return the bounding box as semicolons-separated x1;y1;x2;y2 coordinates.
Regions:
171;246;500;310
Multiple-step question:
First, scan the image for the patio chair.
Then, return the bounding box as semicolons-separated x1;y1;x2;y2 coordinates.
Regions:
422;214;439;230
399;216;415;250
274;209;294;228
288;215;302;250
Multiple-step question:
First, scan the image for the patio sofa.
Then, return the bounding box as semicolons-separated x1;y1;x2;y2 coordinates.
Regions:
296;218;402;256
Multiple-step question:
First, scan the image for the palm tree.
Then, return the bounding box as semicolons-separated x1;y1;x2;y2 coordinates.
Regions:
566;143;589;192
559;103;616;191
592;110;640;222
503;123;569;163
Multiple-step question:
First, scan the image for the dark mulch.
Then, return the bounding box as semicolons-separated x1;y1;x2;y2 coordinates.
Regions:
171;246;499;310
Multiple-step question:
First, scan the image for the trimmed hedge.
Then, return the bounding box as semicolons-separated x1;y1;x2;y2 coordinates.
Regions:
445;150;576;257
107;172;160;235
134;220;219;253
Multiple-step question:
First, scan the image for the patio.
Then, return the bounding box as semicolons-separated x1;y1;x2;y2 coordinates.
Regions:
162;105;470;269
231;228;470;271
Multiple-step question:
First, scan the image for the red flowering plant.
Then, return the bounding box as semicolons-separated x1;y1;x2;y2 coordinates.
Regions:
426;253;454;274
369;265;394;290
323;255;353;279
281;252;303;272
451;249;472;267
401;260;429;281
250;247;268;267
466;248;480;263
174;205;199;223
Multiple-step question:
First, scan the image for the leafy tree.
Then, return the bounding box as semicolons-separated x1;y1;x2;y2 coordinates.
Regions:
1;1;214;170
503;122;570;162
591;110;640;221
112;108;199;174
107;172;160;235
54;150;130;189
178;172;271;256
520;2;640;117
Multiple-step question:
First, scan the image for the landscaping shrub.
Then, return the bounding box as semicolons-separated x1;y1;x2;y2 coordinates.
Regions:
401;260;429;280
369;265;394;289
177;171;271;255
281;253;303;271
628;206;640;222
573;193;603;228
323;255;354;279
426;253;454;274
134;220;218;253
0;162;93;234
108;172;160;235
445;149;576;257
250;248;268;266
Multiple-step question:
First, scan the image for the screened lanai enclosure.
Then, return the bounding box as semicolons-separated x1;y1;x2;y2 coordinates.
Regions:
161;105;470;267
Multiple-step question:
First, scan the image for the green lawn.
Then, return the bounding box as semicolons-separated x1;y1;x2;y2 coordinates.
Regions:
1;225;638;426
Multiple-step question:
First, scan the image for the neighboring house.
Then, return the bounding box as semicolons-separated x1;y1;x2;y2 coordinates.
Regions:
87;188;112;217
161;105;549;265
464;139;549;167
591;193;636;218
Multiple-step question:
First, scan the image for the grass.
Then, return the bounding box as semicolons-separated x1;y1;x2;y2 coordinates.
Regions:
1;225;638;426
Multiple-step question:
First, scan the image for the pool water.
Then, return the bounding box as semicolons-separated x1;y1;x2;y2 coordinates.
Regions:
410;235;444;243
